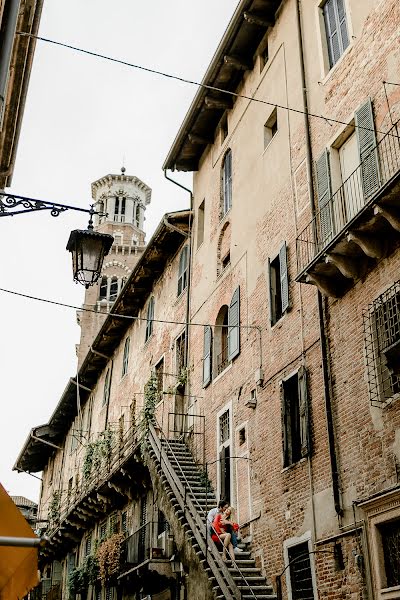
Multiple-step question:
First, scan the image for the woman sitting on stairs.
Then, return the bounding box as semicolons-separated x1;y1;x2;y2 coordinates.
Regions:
211;507;236;562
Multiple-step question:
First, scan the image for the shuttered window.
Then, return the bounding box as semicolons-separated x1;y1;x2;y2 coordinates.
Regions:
323;0;349;68
269;244;289;325
355;98;380;199
315;149;333;246
228;286;240;361
203;325;212;387
282;367;310;467
145;297;154;342
177;246;189;296
288;541;315;600
221;149;232;217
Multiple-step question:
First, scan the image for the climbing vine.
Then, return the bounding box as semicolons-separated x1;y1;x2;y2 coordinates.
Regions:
82;429;115;480
139;373;158;454
96;533;124;584
67;555;99;596
48;490;61;522
174;366;189;391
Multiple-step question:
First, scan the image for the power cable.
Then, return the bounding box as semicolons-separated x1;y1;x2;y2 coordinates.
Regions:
16;32;399;139
0;286;261;331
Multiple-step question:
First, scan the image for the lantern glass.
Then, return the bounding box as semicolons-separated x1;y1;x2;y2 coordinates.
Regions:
66;229;113;288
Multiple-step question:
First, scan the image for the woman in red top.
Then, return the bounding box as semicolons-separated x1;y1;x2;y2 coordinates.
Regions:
211;510;235;562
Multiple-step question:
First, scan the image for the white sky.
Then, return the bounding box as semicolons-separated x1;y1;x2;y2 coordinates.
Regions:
0;0;238;502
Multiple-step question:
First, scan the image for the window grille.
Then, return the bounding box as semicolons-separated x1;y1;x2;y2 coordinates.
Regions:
288;542;315;600
219;410;230;444
363;280;400;406
380;519;400;588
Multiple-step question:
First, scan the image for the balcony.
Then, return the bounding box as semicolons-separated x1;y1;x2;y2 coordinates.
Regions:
119;521;174;582
296;122;400;297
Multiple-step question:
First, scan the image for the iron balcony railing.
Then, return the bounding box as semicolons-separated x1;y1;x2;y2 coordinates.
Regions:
121;521;171;569
296;121;400;275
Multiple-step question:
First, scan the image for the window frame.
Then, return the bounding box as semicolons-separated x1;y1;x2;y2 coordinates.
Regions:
121;336;130;378
177;246;189;297
221;149;233;218
269;242;289;326
322;0;350;70
284;532;318;600
145;297;155;342
281;367;310;468
103;366;112;406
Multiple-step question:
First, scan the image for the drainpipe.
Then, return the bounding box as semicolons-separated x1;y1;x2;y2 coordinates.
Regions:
295;0;343;517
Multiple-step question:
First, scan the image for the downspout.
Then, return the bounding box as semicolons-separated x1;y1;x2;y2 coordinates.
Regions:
164;169;193;417
296;0;343;517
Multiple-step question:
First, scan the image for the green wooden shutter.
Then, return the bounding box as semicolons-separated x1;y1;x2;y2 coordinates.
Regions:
268;258;274;325
298;366;310;458
355;98;380;199
279;242;289;314
336;0;349;51
315;149;333;246
203;325;212;387
228;286;240;361
324;0;349;68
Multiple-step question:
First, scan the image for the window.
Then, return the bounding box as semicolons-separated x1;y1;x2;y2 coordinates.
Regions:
99;276;108;300
379;520;400;588
122;336;130;377
135;203;141;227
203;287;240;386
145;297;154;342
109;277;118;302
197;200;205;248
282;368;310;467
269;242;289;325
364;280;400;405
114;196;126;222
177;246;189;296
110;512;119;534
221;149;232;217
67;552;76;575
221;251;230;271
155;357;164;401
121;511;128;534
287;541;315;600
175;331;186;376
99;520;107;541
260;39;269;71
103;367;112;406
264;107;278;148
323;0;349;68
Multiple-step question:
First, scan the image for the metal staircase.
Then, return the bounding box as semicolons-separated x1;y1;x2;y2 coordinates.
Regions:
147;423;276;600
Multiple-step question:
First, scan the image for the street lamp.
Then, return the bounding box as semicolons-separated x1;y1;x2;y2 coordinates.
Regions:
0;191;113;287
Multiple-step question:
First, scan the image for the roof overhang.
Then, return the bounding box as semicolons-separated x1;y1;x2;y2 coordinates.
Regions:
163;0;283;172
0;0;44;189
14;210;192;473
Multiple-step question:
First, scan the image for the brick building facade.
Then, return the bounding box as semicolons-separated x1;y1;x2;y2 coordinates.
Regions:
15;1;400;599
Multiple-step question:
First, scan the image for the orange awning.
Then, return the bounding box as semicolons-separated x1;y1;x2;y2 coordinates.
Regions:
0;484;38;600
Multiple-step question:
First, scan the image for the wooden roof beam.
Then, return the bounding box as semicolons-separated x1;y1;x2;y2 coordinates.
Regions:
204;96;233;110
224;55;253;71
243;11;274;28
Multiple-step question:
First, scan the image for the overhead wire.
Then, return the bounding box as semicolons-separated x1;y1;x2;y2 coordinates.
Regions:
16;31;399;139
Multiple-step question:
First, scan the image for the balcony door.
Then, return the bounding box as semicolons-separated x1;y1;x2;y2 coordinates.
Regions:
217;407;232;504
339;132;363;221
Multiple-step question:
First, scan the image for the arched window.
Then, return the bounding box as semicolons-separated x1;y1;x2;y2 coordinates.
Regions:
221;149;232;217
145;297;155;342
109;277;118;302
122;336;130;377
177;246;189;296
99;276;108;300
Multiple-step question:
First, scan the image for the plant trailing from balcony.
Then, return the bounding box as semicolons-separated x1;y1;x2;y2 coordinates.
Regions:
82;429;115;480
48;490;61;522
83;555;99;584
139;373;158;454
96;532;124;584
67;566;87;595
174;365;189;391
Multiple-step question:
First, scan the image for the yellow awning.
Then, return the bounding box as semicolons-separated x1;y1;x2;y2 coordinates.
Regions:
0;484;38;600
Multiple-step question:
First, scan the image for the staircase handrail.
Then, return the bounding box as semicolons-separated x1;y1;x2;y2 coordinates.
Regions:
147;422;240;600
153;424;258;600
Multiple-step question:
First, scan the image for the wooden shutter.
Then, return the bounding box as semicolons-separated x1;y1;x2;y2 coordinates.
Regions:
298;366;310;458
268;258;274;325
336;0;349;51
203;325;212;387
315;149;333;245
279;242;289;314
355;98;380;199
228;286;240;361
324;0;340;67
281;382;290;467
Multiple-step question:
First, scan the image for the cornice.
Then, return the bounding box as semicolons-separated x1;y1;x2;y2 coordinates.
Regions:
91;174;152;204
